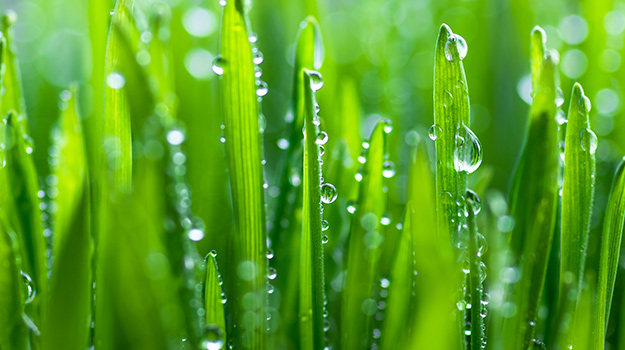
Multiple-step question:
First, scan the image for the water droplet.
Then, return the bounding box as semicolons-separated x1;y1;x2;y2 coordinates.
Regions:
248;32;258;43
188;228;204;241
209;250;217;257
253;50;264;65
316;131;328;145
555;88;565;107
202;324;224;350
106;72;126;89
321;183;337;204
444;33;468;62
443;90;453;108
256;80;268;97
212;55;224;75
579;95;592;114
167;129;185;146
258;114;266;132
110;9;115;15
556;110;567;125
454;125;482;174
266;249;274;259
21;271;35;304
428;124;442;141
219;0;226;6
347;201;357;214
579;128;597;154
268;266;277;280
465;189;481;215
324;319;331;332
322;235;329;244
383;120;393;134
380;213;391;226
362;141;370;149
382;161;396;178
358;149;367;164
309;71;324;91
321;220;329;231
319;145;325;156
477;233;488;257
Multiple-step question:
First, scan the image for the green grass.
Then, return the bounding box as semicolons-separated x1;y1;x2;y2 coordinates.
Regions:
2;1;625;349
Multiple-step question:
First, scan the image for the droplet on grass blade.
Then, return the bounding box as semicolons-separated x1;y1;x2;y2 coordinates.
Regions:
579;128;597;154
444;33;468;62
321;220;329;231
321;183;337;204
256;80;268;97
21;271;35;304
465;189;481;215
382;161;395;178
106;72;126;89
316;131;328;145
428;124;442;141
309;70;324;91
202;324;224;350
453;125;482;174
212;55;224;75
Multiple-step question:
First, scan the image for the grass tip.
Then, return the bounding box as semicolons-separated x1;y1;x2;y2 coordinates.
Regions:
531;26;546;43
0;10;16;28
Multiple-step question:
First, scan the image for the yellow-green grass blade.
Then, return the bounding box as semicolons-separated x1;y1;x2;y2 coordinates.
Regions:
433;23;471;245
0;11;29;132
552;83;595;348
3;112;46;328
42;87;92;350
503;51;560;350
219;0;267;347
299;69;327;350
0;213;28;350
530;26;546;102
341;119;390;349
591;158;625;349
205;252;226;349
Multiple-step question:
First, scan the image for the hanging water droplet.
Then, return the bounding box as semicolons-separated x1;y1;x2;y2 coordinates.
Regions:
254;66;262;78
362;141;370;149
212;55;224;75
579;128;597;154
578;95;592;114
253;50;264;65
106;72;126;89
219;0;227;6
209;250;218;257
454;125;482;174
321;220;329;231
477;233;488;257
202;324;224;350
479;262;487;282
256;80;268;97
309;71;324;91
358;149;367;164
355;168;363;182
316;131;328;145
444;33;468;62
555;88;564;107
321;183;337;204
266;249;274;259
321;235;329;244
319;145;325;156
248;32;258;43
556;110;567;125
428;124;442;141
21;271;35;304
313;115;321;126
443;90;453;108
383;120;393;134
382;161;396;178
465;189;481;215
347;201;357;214
314;102;321;114
323;319;331;332
268;266;277;280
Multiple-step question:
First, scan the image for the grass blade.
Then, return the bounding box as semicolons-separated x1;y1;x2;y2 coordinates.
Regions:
42;86;92;350
591;158;625;349
466;193;485;350
503;33;559;349
219;0;267;347
341;119;391;349
0;11;29;132
0;213;28;350
552;83;595;348
205;252;226;349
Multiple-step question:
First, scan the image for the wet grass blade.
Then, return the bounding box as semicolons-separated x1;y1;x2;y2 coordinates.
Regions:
552;83;595;348
299;69;327;350
466;195;485;350
42;87;92;350
205;252;226;348
0;11;29;132
591;158;625;349
219;0;267;347
341;119;390;349
0;213;28;350
503;29;559;349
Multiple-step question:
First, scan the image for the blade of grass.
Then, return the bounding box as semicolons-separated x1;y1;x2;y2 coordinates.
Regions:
219;0;267;347
0;11;29;132
42;86;92;350
503;39;560;349
551;83;595;348
466;193;485;350
591;158;625;349
0;213;28;350
341;119;390;349
205;252;226;349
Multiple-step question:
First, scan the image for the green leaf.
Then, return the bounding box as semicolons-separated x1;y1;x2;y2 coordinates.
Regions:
204;252;226;348
219;0;267;347
552;83;595;348
591;158;625;349
42;87;92;350
299;69;326;350
0;11;29;132
503;42;560;349
341;119;390;349
0;213;28;350
466;194;485;350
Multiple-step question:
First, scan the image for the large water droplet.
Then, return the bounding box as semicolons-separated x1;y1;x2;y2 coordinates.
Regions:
309;71;324;91
321;183;337;204
444;33;468;62
202;324;224;350
256;80;269;97
316;131;328;145
428;124;442;141
322;235;329;244
212;55;224;75
321;220;329;231
454;125;482;174
382;161;396;178
579;128;597;154
21;271;35;304
579;94;592;114
106;72;126;89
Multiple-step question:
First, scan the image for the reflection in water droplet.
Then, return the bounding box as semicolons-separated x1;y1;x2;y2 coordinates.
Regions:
454;125;482;174
21;271;35;304
202;324;224;350
428;124;442;141
322;235;329;244
382;161;396;178
268;266;277;280
316;131;328;145
321;220;329;231
321;183;337;204
256;80;269;97
444;33;468;62
106;72;126;89
212;55;224;75
309;71;324;91
579;128;597;154
465;189;481;215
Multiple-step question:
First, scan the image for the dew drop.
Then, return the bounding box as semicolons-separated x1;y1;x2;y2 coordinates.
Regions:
380;213;391;226
579;95;592;114
248;32;258;43
253;50;264;65
444;33;468;62
167;129;185;146
316;131;328;145
556;110;567;125
358;149;367;164
428;124;442;141
382;161;396;178
321;220;329;231
465;189;481;215
309;71;324;91
202;324;224;350
254;66;262;78
268;266;277;280
212;55;224;75
321;183;337;204
383;120;393;134
258;114;266;132
319;145;325;156
555;88;565;107
454;125;482;174
219;0;226;6
347;201;357;214
106;72;126;89
256;81;269;97
443;90;453;108
277;138;289;150
579;128;597;154
266;249;274;259
322;235;329;244
21;271;35;304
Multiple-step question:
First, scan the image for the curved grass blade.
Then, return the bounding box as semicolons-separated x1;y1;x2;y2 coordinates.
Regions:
3;111;46;327
0;11;29;132
591;158;625;349
41;87;92;350
219;0;267;347
205;252;226;349
552;83;595;348
299;69;327;350
0;213;28;350
433;23;471;244
341;119;390;349
503;42;559;349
